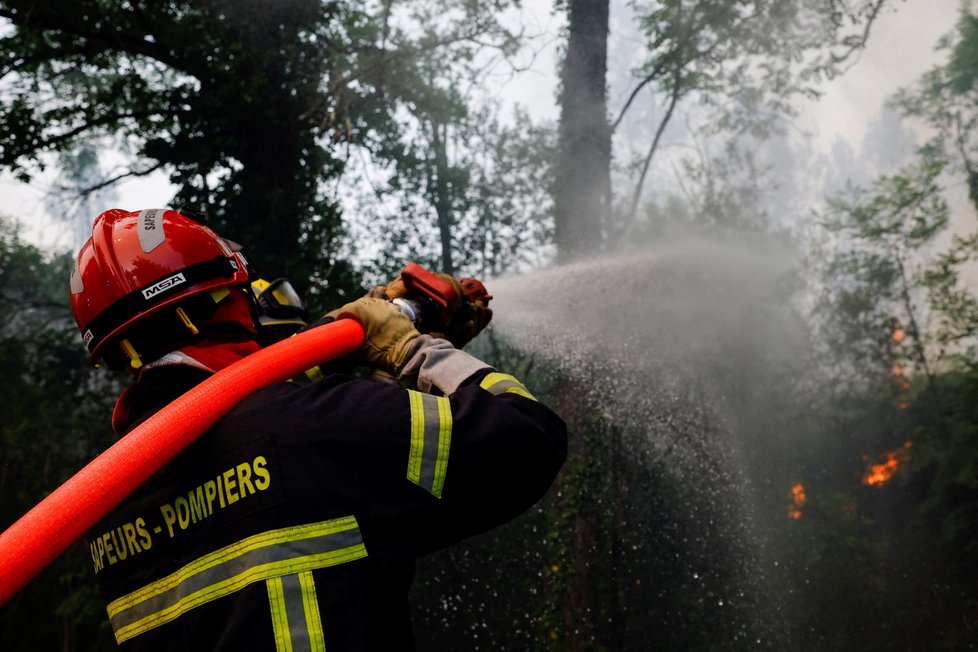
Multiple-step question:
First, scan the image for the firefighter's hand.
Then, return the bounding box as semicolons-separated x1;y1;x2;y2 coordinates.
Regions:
431;274;493;348
434;300;492;348
336;297;420;374
365;272;492;348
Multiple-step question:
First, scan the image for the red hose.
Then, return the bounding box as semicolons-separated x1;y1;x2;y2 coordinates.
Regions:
0;318;365;607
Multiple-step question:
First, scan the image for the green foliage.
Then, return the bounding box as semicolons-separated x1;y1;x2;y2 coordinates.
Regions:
334;0;553;279
0;216;121;651
0;0;344;291
357;105;557;283
627;139;782;245
924;232;978;357
765;359;978;650
811;160;957;386
0;0;537;295
627;0;889;131
800;27;978;640
608;0;892;237
895;3;978;213
946;10;978;94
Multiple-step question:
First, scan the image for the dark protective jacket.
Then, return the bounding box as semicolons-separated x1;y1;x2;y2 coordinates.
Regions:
85;343;566;651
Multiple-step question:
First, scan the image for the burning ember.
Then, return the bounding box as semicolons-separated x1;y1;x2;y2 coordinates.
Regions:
787;483;806;519
887;317;906;345
862;441;912;487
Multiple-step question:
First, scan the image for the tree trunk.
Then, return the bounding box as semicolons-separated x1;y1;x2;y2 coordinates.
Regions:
554;0;611;263
430;119;456;275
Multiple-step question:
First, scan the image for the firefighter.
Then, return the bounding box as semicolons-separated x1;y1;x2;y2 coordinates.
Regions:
70;208;567;651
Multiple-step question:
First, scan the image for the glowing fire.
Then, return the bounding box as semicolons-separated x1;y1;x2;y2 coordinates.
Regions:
889;360;911;399
862;441;912;487
787;483;806;519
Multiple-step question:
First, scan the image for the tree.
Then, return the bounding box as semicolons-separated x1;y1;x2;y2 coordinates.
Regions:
621;0;892;225
360;12;494;277
0;216;121;651
334;0;553;280
0;0;347;292
788;9;978;643
813;161;954;390
0;0;534;298
793;168;978;645
812;101;978;389
352;104;557;284
553;0;612;263
896;3;978;213
549;0;894;259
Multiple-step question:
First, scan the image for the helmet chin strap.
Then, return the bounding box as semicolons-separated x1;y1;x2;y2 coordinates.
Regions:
111;291;262;434
112;339;262;436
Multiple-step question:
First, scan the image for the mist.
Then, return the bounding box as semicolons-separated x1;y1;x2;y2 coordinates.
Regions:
1;0;976;649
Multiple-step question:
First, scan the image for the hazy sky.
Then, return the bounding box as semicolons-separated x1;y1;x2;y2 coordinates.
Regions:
803;0;959;152
0;0;965;251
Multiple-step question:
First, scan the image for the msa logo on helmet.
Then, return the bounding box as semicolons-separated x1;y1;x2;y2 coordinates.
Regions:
142;273;187;300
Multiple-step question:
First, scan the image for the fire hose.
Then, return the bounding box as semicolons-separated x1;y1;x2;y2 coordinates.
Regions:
0;317;365;607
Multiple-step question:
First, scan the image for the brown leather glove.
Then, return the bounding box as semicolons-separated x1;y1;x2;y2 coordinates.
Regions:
336;297;420;375
366;278;409;300
431;273;493;349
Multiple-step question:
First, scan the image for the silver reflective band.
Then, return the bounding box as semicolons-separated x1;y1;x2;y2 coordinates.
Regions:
69;262;84;294
267;570;326;652
407;390;452;498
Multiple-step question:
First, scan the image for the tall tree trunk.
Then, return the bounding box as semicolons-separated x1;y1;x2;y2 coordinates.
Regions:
430;119;455;275
554;0;611;263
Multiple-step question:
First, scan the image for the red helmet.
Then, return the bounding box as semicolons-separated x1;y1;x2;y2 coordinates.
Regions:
70;208;251;366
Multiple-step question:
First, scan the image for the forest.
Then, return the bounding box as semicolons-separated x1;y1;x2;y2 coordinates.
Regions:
1;0;978;650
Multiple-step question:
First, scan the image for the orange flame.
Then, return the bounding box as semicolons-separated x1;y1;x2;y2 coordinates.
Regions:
862;441;912;487
889;361;912;397
787;483;806;519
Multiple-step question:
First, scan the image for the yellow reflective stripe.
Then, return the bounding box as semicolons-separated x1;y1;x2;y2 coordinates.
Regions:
479;372;537;401
406;390;452;498
299;571;326;652
434;395;452;499
108;517;366;644
109;517;359;613
407;391;425;486
267;577;293;652
268;571;323;652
